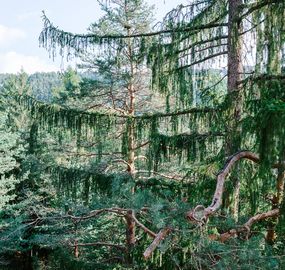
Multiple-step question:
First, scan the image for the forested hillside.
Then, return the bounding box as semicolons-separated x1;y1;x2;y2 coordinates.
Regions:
0;0;284;269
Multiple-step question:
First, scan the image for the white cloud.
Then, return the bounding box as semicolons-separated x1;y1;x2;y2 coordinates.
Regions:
0;25;26;45
0;51;59;74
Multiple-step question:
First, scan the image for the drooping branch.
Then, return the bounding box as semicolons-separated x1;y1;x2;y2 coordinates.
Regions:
138;107;218;119
240;0;284;21
238;74;285;86
20;94;217;121
40;12;227;43
176;51;228;70
186;151;284;222
175;35;228;55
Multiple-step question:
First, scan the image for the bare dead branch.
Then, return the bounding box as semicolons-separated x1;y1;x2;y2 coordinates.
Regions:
136;170;185;181
219;209;280;242
186;151;284;222
131;213;157;238
143;228;172;260
132;141;150;151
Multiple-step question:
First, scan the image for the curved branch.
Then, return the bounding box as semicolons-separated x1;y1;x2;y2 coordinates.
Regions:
219;209;279;242
40;12;227;42
186;151;283;222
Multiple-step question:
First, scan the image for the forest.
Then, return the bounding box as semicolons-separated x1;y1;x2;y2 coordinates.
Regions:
0;0;285;269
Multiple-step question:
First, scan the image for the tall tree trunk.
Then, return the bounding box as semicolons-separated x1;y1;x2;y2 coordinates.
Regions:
125;15;136;264
126;26;136;177
225;0;243;219
227;0;243;94
266;165;285;243
265;5;284;243
127;120;135;176
125;210;136;264
74;240;79;258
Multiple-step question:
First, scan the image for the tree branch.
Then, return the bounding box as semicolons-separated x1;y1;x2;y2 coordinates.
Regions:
143;228;172;260
219;209;280;242
20;94;218;122
70;241;126;250
240;0;284;21
132;141;150;151
68;208;127;221
41;13;227;41
172;35;228;56
131;213;157;238
176;51;228;70
186;151;284;222
136;170;185;181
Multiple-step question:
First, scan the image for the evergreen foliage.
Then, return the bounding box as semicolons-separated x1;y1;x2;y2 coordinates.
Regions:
0;0;285;269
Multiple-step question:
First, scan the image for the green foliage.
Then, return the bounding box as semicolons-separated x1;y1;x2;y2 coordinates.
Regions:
0;114;24;209
1;0;285;269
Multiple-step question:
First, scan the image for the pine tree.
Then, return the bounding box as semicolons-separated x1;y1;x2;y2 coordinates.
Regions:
2;0;285;269
0;72;60;269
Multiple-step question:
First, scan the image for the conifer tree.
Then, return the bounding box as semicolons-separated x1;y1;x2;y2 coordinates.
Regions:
4;0;285;268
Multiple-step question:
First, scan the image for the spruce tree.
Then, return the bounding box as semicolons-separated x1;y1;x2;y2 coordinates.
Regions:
2;0;284;269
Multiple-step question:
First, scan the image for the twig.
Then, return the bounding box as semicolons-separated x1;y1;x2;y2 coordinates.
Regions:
131;213;157;238
70;241;126;250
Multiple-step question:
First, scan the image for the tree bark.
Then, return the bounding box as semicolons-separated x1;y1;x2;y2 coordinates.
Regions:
266;167;285;243
126;23;136;178
227;0;243;94
225;0;243;219
74;240;79;258
143;228;171;260
219;209;279;242
186;151;283;222
127;121;135;176
125;210;136;264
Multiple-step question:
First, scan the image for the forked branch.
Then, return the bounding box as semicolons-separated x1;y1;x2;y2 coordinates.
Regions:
219;209;280;242
186;151;283;222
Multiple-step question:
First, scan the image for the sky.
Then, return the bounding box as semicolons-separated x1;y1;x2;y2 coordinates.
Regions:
0;0;187;74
